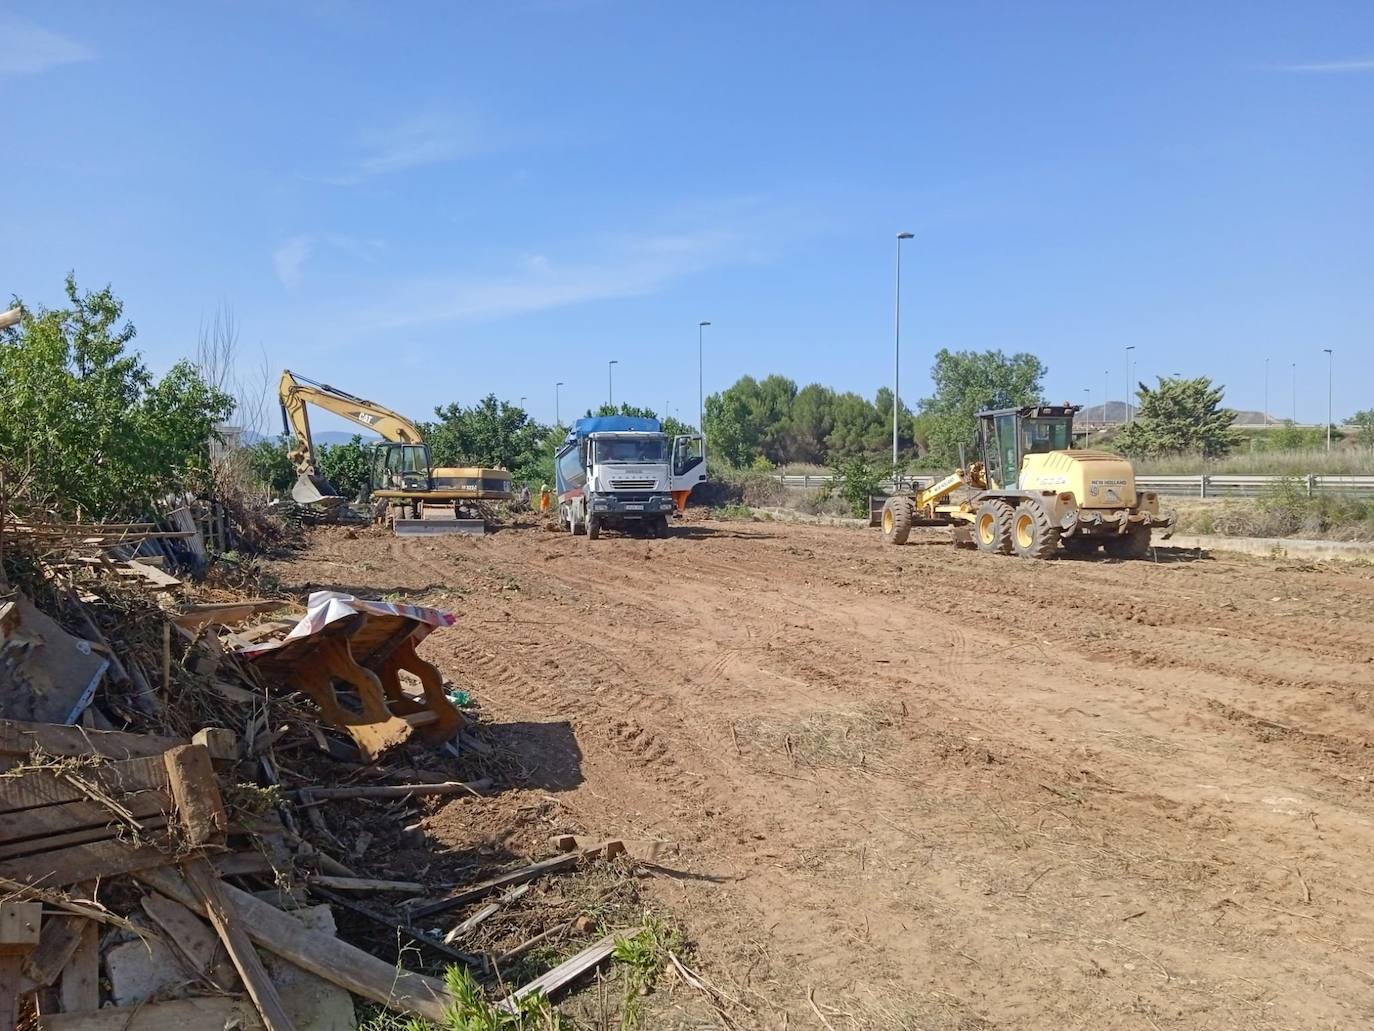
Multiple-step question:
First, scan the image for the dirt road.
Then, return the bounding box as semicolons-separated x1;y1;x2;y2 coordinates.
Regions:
276;518;1374;1030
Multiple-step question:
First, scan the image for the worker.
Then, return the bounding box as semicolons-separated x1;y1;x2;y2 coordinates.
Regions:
539;483;552;513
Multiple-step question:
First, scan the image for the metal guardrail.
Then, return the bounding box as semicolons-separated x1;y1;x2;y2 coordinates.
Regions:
777;472;1374;499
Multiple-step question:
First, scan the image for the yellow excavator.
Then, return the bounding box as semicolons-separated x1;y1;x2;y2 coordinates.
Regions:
874;404;1171;559
279;370;512;534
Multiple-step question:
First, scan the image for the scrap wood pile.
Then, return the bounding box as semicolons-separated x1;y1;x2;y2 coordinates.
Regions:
0;505;684;1031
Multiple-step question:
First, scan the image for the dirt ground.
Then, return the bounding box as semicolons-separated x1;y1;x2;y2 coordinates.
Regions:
269;516;1374;1030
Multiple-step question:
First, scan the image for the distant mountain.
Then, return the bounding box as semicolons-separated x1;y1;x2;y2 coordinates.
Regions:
1074;403;1277;426
236;429;380;447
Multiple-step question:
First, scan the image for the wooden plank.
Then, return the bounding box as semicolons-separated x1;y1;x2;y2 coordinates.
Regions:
309;875;423;894
410;842;621;918
182;859;296;1031
162;745;227;847
19;915;85;988
498;932;617;1012
0;838;174;888
302;778;490;802
172;601;294;633
443;883;529;944
136;866;451;1023
306;886;482;969
0;721;182;761
1;901;42;1031
122;561;182;589
38;997;265;1030
141;892;235;990
0;755;168;815
0;815;170;862
57;919;100;1013
2;793;170;846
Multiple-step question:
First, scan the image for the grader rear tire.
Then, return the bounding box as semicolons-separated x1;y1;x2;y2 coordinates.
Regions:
880;497;914;546
1012;500;1059;560
973;500;1014;555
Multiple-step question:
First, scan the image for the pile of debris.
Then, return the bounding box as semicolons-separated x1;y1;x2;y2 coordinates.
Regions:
0;505;676;1030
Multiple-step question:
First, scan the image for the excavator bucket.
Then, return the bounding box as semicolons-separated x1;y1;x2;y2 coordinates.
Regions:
291;473;344;506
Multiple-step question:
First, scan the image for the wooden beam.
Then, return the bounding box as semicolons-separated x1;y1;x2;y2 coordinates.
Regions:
37;997;265;1030
2;794;170;849
410;841;622;918
1;901;42;1031
135;866;452;1023
182;859;296;1031
162;745;227;847
0;755;168;815
20;915;85;989
301;778;491;802
0;838;174;888
498;932;617;1012
57;919;100;1013
309;875;423;894
0;721;181;761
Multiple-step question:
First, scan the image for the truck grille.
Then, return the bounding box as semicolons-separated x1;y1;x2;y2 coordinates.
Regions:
610;479;656;490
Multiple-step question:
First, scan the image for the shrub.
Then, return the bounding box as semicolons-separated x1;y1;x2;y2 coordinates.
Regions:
831;456;883;518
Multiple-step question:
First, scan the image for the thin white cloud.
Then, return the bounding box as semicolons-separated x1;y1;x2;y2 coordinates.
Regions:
273;234;384;288
1273;57;1374;73
0;17;92;76
351;227;744;332
273;237;313;289
326;112;493;185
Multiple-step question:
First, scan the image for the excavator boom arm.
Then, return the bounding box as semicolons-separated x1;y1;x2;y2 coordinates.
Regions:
279;369;426;474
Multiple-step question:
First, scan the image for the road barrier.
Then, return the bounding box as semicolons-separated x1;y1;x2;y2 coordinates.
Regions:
775;473;1374;499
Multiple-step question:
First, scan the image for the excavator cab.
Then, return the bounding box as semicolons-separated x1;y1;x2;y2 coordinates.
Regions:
976;406;1076;490
371;442;434;494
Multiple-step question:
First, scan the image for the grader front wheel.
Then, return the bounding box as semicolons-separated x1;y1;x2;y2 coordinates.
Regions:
880;497;914;546
1012;500;1059;560
973;500;1014;555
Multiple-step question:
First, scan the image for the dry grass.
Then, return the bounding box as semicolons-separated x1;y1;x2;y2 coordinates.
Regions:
734;704;899;772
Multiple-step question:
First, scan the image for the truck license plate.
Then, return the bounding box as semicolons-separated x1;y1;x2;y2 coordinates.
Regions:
625;504;643;510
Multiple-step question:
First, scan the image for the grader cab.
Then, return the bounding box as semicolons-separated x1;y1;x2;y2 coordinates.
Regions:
876;404;1171;559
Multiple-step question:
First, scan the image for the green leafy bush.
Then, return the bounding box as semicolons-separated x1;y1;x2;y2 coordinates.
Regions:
831;456;883;518
317;435;372;500
0;276;234;517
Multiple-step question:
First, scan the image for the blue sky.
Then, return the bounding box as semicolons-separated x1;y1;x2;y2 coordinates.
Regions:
3;1;1371;433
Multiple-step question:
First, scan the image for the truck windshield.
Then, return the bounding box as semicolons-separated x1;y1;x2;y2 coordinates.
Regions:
594;438;664;464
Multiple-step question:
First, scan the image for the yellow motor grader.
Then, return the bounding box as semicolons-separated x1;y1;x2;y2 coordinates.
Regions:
875;404;1171;559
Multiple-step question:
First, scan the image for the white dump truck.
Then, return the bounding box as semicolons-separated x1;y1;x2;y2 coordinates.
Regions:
554;416;706;539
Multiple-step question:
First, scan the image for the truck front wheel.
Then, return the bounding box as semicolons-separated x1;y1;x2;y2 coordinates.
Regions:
587;514;601;540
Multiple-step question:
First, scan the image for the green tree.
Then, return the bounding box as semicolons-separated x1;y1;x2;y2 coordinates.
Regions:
825;391;883;458
831;455;883;518
704;384;763;468
1268;420;1304;450
1114;376;1240;458
245;437;296;495
919;349;1046;465
425;395;552;486
317;435;372;500
1351;409;1374;449
0;275;234;518
787;384;836;464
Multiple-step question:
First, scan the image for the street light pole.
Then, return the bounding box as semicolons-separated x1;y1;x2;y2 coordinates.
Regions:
1291;363;1296;424
893;232;914;471
1125;346;1136;424
1104;370;1110;425
608;360;618;408
698;321;710;436
1263;358;1269;428
555;382;563;426
1323;349;1333;451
